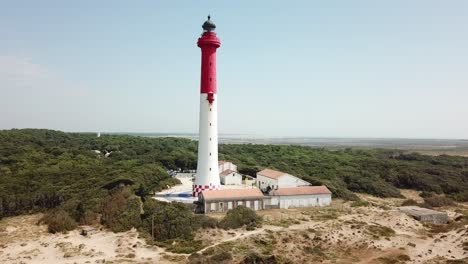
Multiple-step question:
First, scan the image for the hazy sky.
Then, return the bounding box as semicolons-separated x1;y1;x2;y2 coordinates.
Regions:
1;1;467;138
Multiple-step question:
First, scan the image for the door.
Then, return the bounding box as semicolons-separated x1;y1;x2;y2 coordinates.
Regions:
254;200;259;210
246;201;251;208
228;202;233;209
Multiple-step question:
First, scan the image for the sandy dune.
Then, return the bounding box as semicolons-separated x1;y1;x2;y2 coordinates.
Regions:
1;189;467;264
0;214;177;264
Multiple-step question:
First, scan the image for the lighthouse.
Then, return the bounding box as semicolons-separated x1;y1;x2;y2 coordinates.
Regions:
193;16;222;197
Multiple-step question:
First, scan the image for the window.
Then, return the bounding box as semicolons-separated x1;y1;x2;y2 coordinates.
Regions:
209;123;211;126
210;137;211;141
209;152;211;156
209;168;211;171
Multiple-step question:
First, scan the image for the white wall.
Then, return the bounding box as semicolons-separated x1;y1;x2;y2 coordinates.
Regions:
275;194;331;209
221;172;242;185
219;162;237;172
278;174;310;188
256;174;278;190
256;173;310;190
195;94;220;192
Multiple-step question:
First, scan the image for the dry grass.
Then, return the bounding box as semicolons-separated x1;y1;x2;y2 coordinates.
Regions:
426;209;468;234
377;254;411;264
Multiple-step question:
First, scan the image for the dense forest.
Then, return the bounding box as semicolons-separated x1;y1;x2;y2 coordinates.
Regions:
1;129;467;222
220;145;468;201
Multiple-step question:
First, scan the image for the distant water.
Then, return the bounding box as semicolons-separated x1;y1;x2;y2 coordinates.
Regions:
110;132;468;151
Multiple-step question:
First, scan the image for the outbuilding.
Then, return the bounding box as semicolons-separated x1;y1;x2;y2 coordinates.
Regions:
398;206;448;224
218;160;237;172
268;186;332;209
198;188;265;213
256;168;310;191
220;169;243;185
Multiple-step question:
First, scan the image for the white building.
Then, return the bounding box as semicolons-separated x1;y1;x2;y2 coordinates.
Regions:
199;188;265;213
220;169;242;185
218;161;237;172
218;161;242;186
256;168;310;191
268;186;332;209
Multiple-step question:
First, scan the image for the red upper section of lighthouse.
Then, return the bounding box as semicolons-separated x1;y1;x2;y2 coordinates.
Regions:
198;18;221;95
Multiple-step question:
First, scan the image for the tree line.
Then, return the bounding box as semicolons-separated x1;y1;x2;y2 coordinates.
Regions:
1;128;467;222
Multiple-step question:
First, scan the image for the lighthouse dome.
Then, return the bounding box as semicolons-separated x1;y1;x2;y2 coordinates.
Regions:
202;15;216;32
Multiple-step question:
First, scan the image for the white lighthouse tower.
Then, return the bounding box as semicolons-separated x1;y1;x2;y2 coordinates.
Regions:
193;16;221;197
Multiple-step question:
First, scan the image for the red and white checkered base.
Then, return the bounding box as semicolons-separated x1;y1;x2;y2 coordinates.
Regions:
192;184;221;197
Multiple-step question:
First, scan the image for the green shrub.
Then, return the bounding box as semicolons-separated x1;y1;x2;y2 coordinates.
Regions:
420;191;434;198
187;253;206;264
191;214;218;229
367;225;395;238
303;246;326;257
400;199;418;206
41;210;77;234
142;199;198;241
241;251;292;264
210;251;232;262
423;196;455;208
218;206;261;230
100;188;142;232
351;200;370;207
450;191;468;202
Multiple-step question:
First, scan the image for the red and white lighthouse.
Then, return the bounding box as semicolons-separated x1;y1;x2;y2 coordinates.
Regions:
193;16;222;197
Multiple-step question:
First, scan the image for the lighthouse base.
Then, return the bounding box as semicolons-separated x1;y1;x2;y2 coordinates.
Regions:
192;184;221;197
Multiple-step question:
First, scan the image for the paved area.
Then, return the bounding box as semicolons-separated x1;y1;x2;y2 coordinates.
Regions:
153;173;255;203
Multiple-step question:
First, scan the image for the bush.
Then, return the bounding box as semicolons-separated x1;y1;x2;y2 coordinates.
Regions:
367;225;395;238
377;254;411;264
423;196;455;208
191;215;218;229
218;206;261;230
240;251;292;264
350;200;370;207
401;199;418;206
41;210;77;234
142;200;197;241
100;188;142;232
420;191;435;198
210;251;233;262
450;191;468;202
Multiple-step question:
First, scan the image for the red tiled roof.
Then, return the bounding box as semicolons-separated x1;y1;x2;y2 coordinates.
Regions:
220;169;237;176
271;186;331;196
201;188;264;201
257;168;288;179
218;160;228;165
